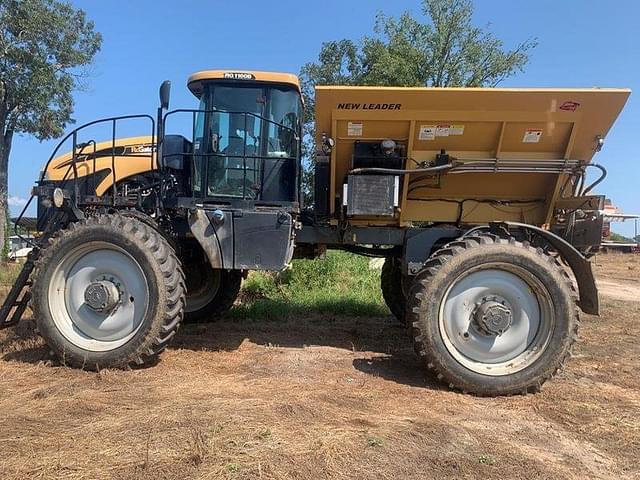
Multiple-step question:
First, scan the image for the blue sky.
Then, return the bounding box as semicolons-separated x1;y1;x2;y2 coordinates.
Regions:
8;0;640;236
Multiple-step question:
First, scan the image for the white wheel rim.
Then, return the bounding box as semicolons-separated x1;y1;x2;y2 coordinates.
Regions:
48;241;149;352
439;263;554;376
185;268;221;313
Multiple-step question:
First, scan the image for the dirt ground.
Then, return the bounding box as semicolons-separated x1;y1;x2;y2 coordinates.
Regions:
0;254;638;480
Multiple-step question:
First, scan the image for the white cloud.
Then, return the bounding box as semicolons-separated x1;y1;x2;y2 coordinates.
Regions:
8;196;28;208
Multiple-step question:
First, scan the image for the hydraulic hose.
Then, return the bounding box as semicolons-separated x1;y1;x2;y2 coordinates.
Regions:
349;158;582;177
581;163;607;195
348;164;454;175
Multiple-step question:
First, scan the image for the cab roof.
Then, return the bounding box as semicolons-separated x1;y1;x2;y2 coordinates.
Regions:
187;70;301;97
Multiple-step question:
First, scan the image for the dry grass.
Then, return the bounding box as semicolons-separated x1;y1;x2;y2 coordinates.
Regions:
593;251;640;282
0;262;21;284
0;254;639;479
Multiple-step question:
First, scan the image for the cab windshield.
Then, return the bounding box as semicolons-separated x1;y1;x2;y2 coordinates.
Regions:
192;82;302;202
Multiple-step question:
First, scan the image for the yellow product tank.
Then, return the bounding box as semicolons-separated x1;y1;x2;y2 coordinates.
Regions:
314;86;630;226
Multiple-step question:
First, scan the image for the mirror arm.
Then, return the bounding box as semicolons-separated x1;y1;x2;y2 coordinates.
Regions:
156;80;171;170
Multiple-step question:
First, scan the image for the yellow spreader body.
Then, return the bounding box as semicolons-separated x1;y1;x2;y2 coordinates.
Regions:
314;86;630;227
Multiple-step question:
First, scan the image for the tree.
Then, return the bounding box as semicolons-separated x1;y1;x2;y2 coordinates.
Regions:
609;232;633;243
299;0;537;195
1;209;8;259
0;0;102;258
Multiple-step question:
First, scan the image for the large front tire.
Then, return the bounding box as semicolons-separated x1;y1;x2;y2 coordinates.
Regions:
31;214;186;369
408;234;579;396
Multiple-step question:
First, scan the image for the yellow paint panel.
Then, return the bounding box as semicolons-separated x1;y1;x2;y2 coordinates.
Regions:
45;136;156;196
413;121;502;153
500;122;573;156
188;70;300;97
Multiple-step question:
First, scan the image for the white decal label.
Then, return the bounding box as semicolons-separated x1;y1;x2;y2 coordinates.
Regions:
223;72;256;80
347;122;363;136
523;129;543;143
418;125;436;141
449;124;465;135
435;124;450;137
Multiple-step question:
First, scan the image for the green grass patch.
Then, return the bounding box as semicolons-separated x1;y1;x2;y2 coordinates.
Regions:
232;251;387;319
0;262;20;286
0;252;388;319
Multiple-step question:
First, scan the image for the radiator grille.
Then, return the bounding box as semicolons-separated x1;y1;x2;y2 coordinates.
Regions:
346;175;398;217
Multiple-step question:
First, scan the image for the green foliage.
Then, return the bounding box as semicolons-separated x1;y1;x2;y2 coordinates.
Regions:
0;0;102;140
366;435;384;448
0;260;20;285
298;0;537;196
0;250;387;319
609;232;634;243
0;0;102;255
0;251;384;318
1;210;8;261
478;453;496;465
232;251;387;320
370;1;536;88
225;463;241;473
300;0;536;108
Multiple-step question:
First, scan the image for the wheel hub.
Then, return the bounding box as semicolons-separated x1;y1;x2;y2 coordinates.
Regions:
84;280;121;313
474;297;513;336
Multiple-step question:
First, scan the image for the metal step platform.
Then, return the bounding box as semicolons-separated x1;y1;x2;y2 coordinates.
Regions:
0;250;38;329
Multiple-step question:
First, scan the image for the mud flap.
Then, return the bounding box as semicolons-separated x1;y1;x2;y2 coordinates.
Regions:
188;209;224;269
492;221;599;315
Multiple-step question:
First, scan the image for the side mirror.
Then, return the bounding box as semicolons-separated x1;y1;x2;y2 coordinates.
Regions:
159;80;171;110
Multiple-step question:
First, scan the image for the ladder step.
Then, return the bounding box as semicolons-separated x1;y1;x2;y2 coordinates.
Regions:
13;293;31;307
1;292;31;329
0;248;38;329
11;293;31;308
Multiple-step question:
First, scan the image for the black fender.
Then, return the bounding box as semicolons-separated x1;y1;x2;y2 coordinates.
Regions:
477;222;599;315
188;208;225;269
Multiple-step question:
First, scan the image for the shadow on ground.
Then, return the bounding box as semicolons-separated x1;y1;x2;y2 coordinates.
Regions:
174;307;406;353
0;319;51;364
0;303;438;389
352;355;441;389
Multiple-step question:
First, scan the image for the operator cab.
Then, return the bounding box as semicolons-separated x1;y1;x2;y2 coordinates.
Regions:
186;70;303;205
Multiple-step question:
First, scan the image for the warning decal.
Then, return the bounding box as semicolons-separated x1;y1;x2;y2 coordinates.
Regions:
559;101;580;111
347;122;363;136
523;129;543;143
418;125;436;141
449;124;465;135
435;124;450;137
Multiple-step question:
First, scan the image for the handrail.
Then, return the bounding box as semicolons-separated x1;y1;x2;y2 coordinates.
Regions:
13;195;37;247
38;114;156;183
14;114;156;246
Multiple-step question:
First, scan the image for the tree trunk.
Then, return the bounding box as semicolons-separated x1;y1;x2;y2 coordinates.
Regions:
0;126;13;261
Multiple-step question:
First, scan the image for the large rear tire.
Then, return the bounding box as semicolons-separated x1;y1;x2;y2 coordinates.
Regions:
407;234;579;396
183;263;242;323
31;214;186;369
